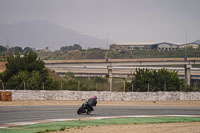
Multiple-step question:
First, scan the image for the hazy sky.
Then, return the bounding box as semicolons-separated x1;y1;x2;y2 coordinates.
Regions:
0;0;200;44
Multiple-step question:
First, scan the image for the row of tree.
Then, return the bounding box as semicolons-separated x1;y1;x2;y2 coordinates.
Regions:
126;68;184;92
0;43;83;55
0;45;33;54
60;44;82;51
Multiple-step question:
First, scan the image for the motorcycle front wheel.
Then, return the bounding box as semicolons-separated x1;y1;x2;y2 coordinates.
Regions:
77;107;83;115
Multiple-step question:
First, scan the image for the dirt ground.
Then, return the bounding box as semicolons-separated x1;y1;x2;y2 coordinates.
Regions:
51;122;200;133
0;100;200;107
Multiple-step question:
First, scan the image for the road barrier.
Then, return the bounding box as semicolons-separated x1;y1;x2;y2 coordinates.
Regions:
1;90;199;101
0;91;12;101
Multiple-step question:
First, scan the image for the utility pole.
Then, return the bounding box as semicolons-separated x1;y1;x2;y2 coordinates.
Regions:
43;82;45;90
2;82;5;90
6;36;9;56
132;82;133;92
184;30;188;61
6;36;9;46
107;32;109;50
24;82;26;90
85;49;87;59
184;30;191;86
78;82;80;91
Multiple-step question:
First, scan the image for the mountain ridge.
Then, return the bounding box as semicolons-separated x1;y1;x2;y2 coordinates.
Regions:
0;21;107;50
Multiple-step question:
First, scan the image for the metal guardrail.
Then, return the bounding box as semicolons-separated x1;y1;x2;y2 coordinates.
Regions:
44;57;200;64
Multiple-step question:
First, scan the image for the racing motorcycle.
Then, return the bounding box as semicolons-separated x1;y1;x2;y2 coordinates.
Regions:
77;102;93;115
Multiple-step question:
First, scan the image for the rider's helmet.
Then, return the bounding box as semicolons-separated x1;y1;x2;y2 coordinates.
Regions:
93;96;97;99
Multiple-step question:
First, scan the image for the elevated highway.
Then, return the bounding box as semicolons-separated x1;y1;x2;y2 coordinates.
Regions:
49;66;200;79
44;58;200;86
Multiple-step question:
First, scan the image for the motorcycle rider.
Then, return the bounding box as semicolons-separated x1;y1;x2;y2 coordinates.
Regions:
87;96;97;111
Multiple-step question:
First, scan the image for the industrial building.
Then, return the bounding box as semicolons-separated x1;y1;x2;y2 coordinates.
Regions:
151;42;178;51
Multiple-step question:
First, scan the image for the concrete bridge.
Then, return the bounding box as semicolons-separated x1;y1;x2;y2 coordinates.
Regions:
44;58;200;88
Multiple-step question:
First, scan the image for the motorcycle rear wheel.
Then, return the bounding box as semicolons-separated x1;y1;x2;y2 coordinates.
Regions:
77;107;83;115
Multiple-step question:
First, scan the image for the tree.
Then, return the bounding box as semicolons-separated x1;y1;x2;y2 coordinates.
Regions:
2;51;46;82
5;71;29;90
60;44;82;51
130;68;152;92
73;44;82;50
8;46;23;54
0;51;56;90
0;45;7;53
24;47;33;52
128;68;184;92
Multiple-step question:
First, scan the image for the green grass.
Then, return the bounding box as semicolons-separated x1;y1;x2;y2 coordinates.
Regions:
1;117;200;133
37;48;200;60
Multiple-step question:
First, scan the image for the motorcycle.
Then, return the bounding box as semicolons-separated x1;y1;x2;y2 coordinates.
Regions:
77;102;93;115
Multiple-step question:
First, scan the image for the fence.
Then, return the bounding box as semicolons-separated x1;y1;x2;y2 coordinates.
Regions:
1;90;200;101
0;77;199;92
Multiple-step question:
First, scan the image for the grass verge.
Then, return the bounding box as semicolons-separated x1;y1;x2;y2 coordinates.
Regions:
1;117;200;133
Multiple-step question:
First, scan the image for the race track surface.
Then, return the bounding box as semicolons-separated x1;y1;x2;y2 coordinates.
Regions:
1;105;200;125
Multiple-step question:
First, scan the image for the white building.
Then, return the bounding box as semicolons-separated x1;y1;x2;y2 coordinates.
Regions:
179;43;199;49
110;43;155;51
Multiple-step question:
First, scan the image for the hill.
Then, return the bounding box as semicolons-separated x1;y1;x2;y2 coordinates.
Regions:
0;21;107;50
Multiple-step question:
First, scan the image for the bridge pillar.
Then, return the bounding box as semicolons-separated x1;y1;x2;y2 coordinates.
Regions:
107;66;113;91
185;64;191;86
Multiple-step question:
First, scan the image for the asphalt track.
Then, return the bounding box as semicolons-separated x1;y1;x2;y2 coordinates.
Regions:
0;105;200;125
